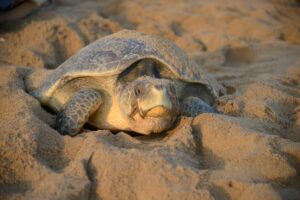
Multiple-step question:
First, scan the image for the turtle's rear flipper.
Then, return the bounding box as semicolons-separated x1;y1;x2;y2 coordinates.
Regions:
180;96;218;117
55;89;103;136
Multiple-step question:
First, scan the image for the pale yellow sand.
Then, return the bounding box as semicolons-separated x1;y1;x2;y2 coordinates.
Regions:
0;0;300;199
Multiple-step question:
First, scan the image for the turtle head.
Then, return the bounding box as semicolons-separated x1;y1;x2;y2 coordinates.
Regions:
118;76;179;134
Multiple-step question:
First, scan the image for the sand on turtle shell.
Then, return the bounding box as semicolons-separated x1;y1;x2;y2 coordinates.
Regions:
0;0;300;199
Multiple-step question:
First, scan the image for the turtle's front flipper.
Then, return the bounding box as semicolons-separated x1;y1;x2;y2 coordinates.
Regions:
55;89;103;136
180;96;218;117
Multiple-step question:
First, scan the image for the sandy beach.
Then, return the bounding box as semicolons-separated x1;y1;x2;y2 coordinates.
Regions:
0;0;300;199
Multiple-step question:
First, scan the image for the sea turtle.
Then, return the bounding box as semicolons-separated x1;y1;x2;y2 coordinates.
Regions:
26;30;218;136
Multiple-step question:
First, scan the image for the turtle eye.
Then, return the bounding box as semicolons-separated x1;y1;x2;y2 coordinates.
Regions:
135;88;141;96
134;82;146;97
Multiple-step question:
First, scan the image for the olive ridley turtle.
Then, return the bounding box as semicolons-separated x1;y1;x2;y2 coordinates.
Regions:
27;30;218;136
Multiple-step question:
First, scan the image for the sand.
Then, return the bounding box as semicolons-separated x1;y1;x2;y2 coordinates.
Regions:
0;0;300;199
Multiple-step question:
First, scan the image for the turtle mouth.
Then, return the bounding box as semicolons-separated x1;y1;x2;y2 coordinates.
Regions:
130;105;176;120
140;106;173;118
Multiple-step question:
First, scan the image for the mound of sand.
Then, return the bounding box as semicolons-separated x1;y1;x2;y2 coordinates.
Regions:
0;0;299;199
